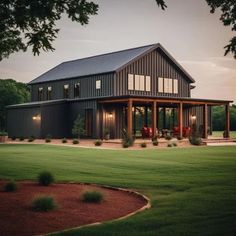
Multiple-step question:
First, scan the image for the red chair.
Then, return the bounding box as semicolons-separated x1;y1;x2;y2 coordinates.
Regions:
141;127;153;138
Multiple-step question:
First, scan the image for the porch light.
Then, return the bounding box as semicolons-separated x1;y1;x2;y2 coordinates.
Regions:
108;112;113;118
32;115;41;121
191;115;196;121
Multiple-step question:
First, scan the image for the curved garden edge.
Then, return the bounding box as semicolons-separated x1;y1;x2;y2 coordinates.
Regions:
44;183;151;236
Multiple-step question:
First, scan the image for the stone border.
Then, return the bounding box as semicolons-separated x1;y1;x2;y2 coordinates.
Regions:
42;183;151;236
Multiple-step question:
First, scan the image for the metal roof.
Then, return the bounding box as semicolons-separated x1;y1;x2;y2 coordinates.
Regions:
29;43;195;84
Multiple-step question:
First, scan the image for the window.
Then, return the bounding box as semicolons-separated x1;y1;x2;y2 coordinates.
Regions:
96;80;101;89
128;74;134;90
158;77;164;93
74;82;80;97
134;75;140;90
164;78;173;93
173;79;178;94
38;87;43;101
63;84;69;98
146;76;151;91
46;86;52;100
139;75;145;91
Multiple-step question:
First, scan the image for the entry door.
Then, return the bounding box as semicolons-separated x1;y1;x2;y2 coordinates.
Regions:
85;109;93;137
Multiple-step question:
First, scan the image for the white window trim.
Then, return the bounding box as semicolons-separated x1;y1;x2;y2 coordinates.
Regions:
158;77;164;93
96;80;101;89
128;74;134;90
145;76;151;91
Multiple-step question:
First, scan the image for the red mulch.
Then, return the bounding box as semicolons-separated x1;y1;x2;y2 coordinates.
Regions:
0;181;146;236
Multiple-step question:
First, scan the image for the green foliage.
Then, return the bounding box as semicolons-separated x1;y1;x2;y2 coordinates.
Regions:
28;136;35;142
11;136;16;140
62;138;67;143
0;79;30;130
0;1;98;60
94;139;102;146
152;140;158;146
140;142;147;148
165;135;172;140
45;134;51;143
212;105;236;131
167;143;172;147
189;136;202;146
38;171;54;186
72;139;79;144
32;195;57;212
0;131;8;136
122;129;134;148
19;136;24;141
72;115;85;138
81;191;103;203
151;135;158;142
4;180;17;192
173;142;177;147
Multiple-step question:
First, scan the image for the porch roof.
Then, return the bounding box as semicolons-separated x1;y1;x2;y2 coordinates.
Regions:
98;95;233;106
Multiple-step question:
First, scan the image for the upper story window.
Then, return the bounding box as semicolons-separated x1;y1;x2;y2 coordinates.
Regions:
38;87;43;101
128;74;151;91
63;84;69;98
74;82;80;98
158;77;178;94
96;80;101;89
46;86;52;100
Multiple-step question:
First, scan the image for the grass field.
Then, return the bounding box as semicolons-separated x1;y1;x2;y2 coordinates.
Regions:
0;144;236;236
212;131;236;138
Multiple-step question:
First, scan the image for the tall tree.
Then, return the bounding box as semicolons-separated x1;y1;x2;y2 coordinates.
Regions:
0;79;30;130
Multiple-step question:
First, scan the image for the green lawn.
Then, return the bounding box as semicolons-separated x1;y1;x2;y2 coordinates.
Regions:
0;144;236;236
212;131;236;138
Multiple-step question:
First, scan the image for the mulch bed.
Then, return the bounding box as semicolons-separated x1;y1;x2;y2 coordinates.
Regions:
0;181;147;236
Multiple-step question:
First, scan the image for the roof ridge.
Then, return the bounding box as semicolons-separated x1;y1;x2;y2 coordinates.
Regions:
61;43;157;64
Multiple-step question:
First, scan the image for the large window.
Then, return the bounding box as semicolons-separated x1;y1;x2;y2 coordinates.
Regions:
164;78;172;93
96;80;101;89
128;74;151;91
158;77;164;93
46;86;52;100
38;87;43;101
63;84;69;98
158;77;178;94
173;79;178;94
74;82;80;98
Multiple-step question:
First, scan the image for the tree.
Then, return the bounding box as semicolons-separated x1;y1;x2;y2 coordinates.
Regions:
155;0;236;59
0;0;98;60
72;114;85;138
0;79;30;130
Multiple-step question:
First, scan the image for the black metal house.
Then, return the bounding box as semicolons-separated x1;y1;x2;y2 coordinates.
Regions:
7;43;232;139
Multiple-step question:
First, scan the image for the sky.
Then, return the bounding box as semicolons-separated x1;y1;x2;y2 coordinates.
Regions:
0;0;235;102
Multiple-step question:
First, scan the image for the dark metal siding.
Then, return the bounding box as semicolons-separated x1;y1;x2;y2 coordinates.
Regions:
30;73;114;102
115;48;190;97
7;107;41;138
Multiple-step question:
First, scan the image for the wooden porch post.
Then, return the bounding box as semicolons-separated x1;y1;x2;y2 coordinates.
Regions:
225;104;230;138
203;103;208;139
178;102;183;138
127;99;133;137
152;101;157;137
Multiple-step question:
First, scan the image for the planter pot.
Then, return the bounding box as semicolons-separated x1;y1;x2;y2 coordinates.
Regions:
104;134;110;140
0;136;7;143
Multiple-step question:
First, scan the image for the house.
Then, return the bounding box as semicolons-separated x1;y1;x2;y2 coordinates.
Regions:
7;43;232;139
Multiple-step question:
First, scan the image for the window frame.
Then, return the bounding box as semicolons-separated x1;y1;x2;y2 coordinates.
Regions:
96;80;101;90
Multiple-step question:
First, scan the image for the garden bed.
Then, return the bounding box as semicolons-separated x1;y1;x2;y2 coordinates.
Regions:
0;181;148;236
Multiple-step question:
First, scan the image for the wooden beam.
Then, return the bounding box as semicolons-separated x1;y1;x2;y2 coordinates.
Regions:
203;104;208;139
152;101;157;137
225;104;230;138
178;102;183;138
127;99;133;137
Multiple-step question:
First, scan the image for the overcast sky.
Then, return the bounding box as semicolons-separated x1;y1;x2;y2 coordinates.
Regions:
0;0;235;102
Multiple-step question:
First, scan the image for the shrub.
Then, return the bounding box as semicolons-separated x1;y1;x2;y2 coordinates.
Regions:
189;136;202;146
38;171;54;186
177;136;183;140
4;181;17;192
28;136;35;142
121;129;134;148
122;142;129;148
167;143;172;147
11;136;16;141
152;140;158;146
173;142;178;147
94;139;102;146
45;134;51;143
81;191;103;203
72;139;79;144
32;195;57;212
62;138;67;143
140;142;147;148
151;135;158;142
0;131;8;136
165;135;172;140
19;136;24;141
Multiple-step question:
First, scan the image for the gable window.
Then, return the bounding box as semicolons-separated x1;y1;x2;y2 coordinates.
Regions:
74;82;80;98
139;75;145;91
38;87;43;101
158;77;164;93
173;79;178;94
63;84;69;98
164;78;173;93
128;74;134;90
134;75;140;90
46;86;52;100
96;80;101;89
146;76;151;91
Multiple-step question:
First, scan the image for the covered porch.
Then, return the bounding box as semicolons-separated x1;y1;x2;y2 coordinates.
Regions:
98;96;231;139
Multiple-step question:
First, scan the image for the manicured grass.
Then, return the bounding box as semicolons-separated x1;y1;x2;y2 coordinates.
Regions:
0;144;236;236
212;131;236;138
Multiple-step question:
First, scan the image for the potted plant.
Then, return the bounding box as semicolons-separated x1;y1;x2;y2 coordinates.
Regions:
104;128;110;140
0;131;8;143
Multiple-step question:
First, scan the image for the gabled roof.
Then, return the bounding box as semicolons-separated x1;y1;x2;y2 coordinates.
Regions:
29;43;195;84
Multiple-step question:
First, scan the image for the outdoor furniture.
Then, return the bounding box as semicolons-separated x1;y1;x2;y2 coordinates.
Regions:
172;126;191;138
141;127;158;138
